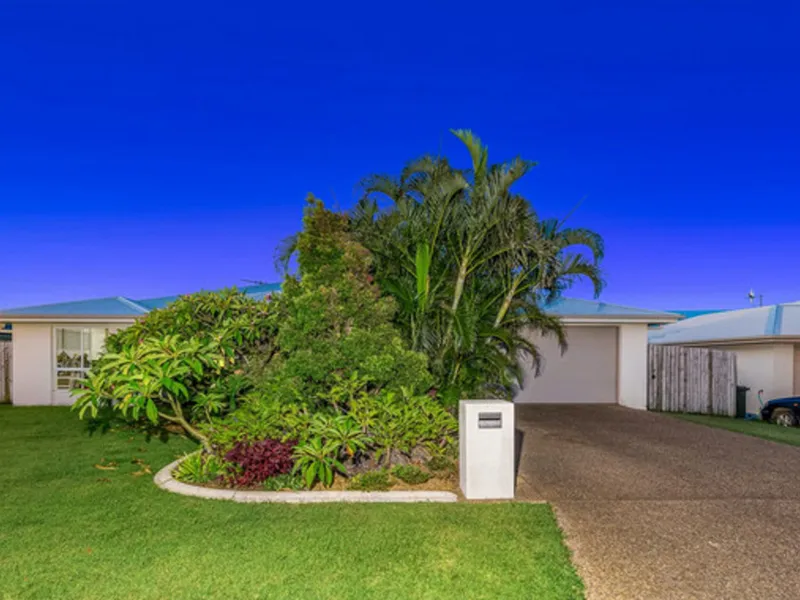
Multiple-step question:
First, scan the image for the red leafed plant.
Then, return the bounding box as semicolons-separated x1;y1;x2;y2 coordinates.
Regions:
224;439;296;487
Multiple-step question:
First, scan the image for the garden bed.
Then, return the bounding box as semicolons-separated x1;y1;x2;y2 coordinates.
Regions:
156;457;459;503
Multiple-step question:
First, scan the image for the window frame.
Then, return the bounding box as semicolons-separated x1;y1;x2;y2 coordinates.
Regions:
52;327;101;391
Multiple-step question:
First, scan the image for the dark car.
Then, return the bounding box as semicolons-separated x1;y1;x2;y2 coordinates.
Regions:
760;397;800;427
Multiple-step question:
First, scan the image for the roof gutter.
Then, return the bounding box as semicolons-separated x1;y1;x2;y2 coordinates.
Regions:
559;315;680;325
652;336;800;347
0;315;141;324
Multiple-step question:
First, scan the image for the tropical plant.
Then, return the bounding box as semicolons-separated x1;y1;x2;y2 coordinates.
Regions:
391;464;431;485
310;414;371;458
224;438;296;487
263;472;306;491
350;130;604;401
348;469;392;491
72;335;226;450
256;196;433;409
292;436;346;488
73;289;279;446
174;451;225;484
350;389;458;463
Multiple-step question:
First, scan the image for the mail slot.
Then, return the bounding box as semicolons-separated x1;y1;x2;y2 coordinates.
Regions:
478;411;502;429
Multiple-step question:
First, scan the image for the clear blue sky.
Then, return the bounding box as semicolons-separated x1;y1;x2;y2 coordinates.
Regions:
2;0;798;311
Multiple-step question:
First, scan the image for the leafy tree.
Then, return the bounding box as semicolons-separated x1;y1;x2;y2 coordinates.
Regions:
72;289;279;447
256;195;432;409
351;130;604;401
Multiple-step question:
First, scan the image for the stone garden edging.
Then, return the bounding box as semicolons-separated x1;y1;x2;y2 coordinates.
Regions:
154;458;459;503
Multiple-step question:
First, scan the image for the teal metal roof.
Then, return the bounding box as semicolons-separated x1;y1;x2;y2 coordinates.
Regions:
668;309;729;320
0;284;282;319
0;297;149;317
1;286;673;322
543;297;679;320
649;301;800;344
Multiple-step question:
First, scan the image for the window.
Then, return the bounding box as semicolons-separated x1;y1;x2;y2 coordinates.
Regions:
54;328;106;390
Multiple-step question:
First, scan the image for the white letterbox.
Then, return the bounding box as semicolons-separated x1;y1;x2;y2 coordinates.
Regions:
459;399;515;500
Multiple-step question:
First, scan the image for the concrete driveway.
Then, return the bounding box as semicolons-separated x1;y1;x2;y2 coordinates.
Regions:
515;404;800;600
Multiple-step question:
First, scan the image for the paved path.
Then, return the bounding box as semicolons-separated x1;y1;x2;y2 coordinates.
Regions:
515;405;800;600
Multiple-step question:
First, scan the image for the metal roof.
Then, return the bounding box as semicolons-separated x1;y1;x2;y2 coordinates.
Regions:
542;297;679;320
2;285;674;322
0;284;282;319
668;309;729;320
649;301;800;345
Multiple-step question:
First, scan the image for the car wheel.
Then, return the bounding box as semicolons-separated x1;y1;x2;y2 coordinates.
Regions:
771;408;797;427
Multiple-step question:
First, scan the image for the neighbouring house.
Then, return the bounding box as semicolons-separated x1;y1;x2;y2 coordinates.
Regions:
647;309;729;329
0;284;280;407
649;302;800;413
0;286;678;410
516;299;679;409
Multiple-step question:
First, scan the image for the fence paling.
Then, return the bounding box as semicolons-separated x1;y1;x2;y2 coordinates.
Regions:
0;341;11;403
647;345;736;416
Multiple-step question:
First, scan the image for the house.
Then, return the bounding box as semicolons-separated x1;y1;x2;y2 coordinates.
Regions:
516;299;679;409
0;284;280;407
0;287;678;410
649;302;800;413
647;309;728;329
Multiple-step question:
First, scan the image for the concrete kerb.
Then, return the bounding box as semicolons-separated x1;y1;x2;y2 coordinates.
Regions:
154;457;459;504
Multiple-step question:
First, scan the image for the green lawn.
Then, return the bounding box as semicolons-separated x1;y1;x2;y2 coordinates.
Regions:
674;413;800;447
0;407;583;600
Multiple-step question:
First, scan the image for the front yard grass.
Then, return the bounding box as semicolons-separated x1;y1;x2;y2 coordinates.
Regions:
674;413;800;447
0;407;583;600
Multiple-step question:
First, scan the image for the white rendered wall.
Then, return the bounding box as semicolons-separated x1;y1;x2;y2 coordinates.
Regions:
11;323;53;406
11;322;128;406
617;324;649;410
722;343;796;413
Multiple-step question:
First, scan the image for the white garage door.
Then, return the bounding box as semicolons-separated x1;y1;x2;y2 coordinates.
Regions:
515;326;618;404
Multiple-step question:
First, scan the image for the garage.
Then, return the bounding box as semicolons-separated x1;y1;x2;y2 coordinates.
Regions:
516;326;618;404
513;298;679;408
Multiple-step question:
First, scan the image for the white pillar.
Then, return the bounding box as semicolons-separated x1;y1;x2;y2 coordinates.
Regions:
617;324;648;410
459;399;515;499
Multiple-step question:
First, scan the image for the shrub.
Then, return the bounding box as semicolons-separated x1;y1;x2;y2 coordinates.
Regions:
174;451;225;484
426;456;456;473
309;413;370;458
263;473;305;491
256;197;433;410
292;436;346;488
224;439;296;487
351;390;458;464
205;398;313;451
348;470;391;491
73;289;279;448
391;464;431;485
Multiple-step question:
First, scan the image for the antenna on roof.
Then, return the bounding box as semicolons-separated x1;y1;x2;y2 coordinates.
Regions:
242;279;268;286
747;289;764;307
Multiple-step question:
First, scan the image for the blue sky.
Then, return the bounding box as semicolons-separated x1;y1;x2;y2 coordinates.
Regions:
1;0;798;311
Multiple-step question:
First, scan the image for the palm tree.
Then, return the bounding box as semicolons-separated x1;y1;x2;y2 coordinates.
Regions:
352;130;604;401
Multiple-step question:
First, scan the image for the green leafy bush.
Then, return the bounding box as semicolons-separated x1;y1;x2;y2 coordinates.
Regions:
426;456;456;473
73;289;279;449
255;197;433;411
174;451;225;484
351;390;457;463
204;398;313;451
292;436;346;488
348;470;391;491
263;473;306;491
73;335;227;451
391;464;432;485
